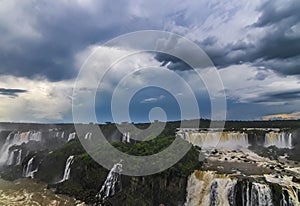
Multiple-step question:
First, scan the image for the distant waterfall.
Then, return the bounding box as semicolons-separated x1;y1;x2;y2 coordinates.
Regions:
185;170;237;206
16;149;22;165
177;129;294;150
84;132;92;140
67;132;76;142
264;132;293;149
122;132;130;143
178;131;249;150
0;131;41;165
6;149;22;166
60;156;74;182
96;160;123;201
23;156;38;178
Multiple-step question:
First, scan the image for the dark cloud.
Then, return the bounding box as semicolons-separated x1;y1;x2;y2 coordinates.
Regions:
0;88;28;97
154;52;193;71
196;0;300;76
0;1;162;82
250;90;300;103
253;0;300;27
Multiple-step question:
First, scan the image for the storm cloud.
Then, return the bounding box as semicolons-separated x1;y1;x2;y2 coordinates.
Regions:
0;88;28;97
0;0;299;122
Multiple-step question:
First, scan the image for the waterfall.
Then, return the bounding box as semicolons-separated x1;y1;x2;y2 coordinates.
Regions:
122;132;130;143
60;155;74;182
247;183;272;206
185;171;237;206
84;132;92;140
185;171;288;206
23;157;38;178
264;174;300;205
6;149;22;166
7;149;16;165
67;132;76;142
177;129;294;150
16;149;22;165
178;131;249;150
264;132;293;149
0;131;41;165
96;160;123;201
288;133;292;149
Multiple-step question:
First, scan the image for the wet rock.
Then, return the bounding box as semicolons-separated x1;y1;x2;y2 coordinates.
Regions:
292;176;300;183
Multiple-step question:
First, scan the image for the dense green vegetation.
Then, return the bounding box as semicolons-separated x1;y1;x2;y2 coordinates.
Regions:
54;135;202;205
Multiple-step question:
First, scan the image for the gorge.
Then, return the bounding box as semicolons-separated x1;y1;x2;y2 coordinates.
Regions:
0;121;300;205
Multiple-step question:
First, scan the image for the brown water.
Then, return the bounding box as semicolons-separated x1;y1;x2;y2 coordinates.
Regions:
0;178;86;206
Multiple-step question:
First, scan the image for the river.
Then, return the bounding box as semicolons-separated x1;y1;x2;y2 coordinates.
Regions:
0;178;86;206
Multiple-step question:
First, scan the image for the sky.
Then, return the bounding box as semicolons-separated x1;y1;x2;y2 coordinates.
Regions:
0;0;299;123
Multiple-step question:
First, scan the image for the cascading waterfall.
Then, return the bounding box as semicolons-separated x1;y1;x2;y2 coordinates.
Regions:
23;157;38;178
67;132;76;142
16;149;22;165
6;149;16;165
60;155;74;182
84;132;92;140
0;131;41;165
264;174;300;205
185;171;300;206
96;160;123;201
264;132;293;149
177;129;294;150
122;132;130;143
185;171;237;206
178;131;249;150
243;182;273;206
6;149;22;166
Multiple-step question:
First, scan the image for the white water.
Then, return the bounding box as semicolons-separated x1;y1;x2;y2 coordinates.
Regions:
177;129;294;150
244;182;273;206
61;156;74;182
23;157;38;178
265;174;300;205
122;132;130;143
6;149;22;166
264;132;293;149
185;171;237;206
84;132;92;140
67;132;76;142
0;131;41;165
96;160;123;201
178;131;249;150
16;149;22;165
6;149;16;165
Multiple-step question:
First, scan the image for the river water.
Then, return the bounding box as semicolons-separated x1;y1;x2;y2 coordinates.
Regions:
0;178;86;206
